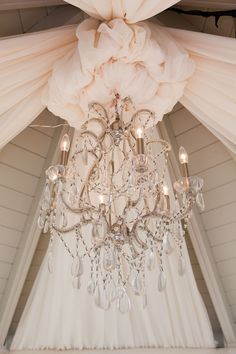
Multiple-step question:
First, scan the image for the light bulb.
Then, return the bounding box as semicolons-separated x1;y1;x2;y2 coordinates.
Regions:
179;146;188;164
60;134;70;152
99;194;104;204
136;127;143;139
163;185;169;196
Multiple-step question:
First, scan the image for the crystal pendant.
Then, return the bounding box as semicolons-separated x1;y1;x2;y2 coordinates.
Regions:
158;270;167;292
105;281;116;303
41;198;50;211
103;248;115;271
82;146;88;165
87;279;95;295
71;257;83;277
196;192;205;212
92;218;107;245
163;231;173;254
72;276;81;289
43;218;49;234
178;256;186;276
117;290;131;314
147;250;155;271
94;286;110;310
48;251;53;273
38;213;45;229
131;274;143;296
44;184;51;201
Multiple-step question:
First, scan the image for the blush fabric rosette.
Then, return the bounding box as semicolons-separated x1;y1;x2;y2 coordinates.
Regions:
44;18;195;129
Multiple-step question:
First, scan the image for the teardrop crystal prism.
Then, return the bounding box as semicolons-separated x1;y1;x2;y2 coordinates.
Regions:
48;251;53;273
131;274;143;296
72;276;81;289
196;192;205;212
82;146;88;165
38;213;45;229
92;218;107;245
158;270;167;292
103;249;115;271
44;184;51;201
105;281;116;303
71;257;83;277
147;250;155;271
87;279;95;295
43;219;49;234
163;231;173;254
117;291;131;314
178;256;186;276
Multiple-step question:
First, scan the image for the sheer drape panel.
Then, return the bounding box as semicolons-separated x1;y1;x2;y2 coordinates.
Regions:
167;28;236;153
0;26;77;148
64;0;181;23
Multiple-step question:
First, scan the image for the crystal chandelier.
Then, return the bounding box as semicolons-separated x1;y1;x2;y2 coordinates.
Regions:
38;96;205;313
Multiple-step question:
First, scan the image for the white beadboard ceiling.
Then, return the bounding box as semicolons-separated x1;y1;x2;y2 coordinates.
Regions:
0;0;236;347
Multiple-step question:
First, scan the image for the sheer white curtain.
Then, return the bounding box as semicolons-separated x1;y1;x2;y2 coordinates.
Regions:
0;26;77;149
11;234;215;349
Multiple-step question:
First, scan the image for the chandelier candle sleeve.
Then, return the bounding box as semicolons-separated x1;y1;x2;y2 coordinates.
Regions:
60;133;70;165
136;127;145;155
163;185;170;210
179;146;189;178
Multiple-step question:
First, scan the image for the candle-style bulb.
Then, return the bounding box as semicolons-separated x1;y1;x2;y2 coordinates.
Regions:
136;127;143;139
179;146;188;164
99;194;104;204
163;185;169;196
60;134;70;152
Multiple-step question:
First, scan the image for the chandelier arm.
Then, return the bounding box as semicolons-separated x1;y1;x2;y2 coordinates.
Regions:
130;109;154;127
88;102;109;124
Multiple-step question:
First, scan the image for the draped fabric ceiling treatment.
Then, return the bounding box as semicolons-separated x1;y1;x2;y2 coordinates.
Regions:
0;0;235;152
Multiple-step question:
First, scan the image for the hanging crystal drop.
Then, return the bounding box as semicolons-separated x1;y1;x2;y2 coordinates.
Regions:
196;192;205;212
131;273;143;296
38;212;45;229
71;257;83;277
48;251;53;273
103;248;115;271
147;250;155;271
87;279;95;295
72;276;81;289
158;270;167;292
105;281;116;303
44;183;51;201
62;212;68;228
178;256;186;276
117;290;131;314
41;198;50;211
43;218;49;234
82;146;88;165
163;231;173;254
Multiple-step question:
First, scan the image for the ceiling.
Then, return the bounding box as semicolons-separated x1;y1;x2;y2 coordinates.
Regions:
0;0;236;10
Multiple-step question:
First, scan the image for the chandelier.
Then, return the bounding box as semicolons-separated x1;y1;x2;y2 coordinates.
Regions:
38;96;205;313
